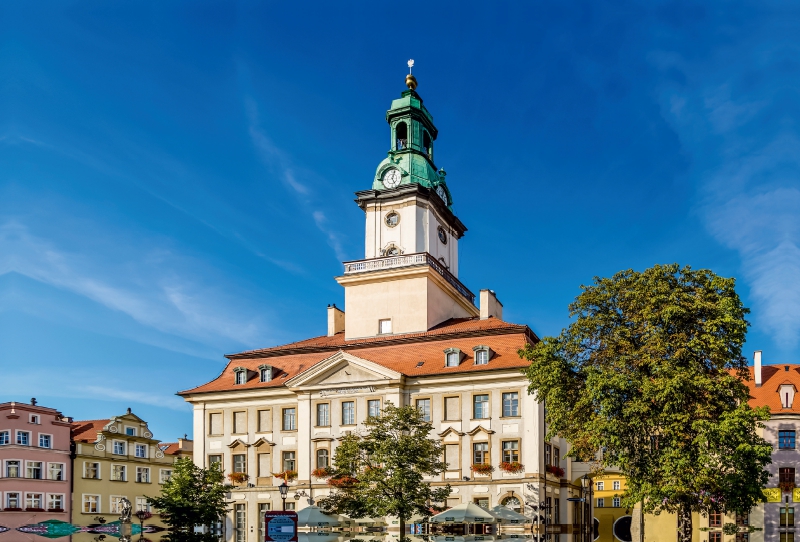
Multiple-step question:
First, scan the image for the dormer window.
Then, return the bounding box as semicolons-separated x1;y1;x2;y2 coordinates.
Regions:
444;348;462;367
29;414;40;424
259;365;273;383
234;367;248;385
473;346;493;365
780;384;796;409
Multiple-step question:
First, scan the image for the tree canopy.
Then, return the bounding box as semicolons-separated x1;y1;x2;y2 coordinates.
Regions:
317;402;451;538
520;264;772;542
147;457;229;542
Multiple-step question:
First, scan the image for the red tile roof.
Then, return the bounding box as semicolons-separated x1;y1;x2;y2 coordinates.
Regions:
159;442;181;455
744;364;800;413
180;317;537;395
71;419;110;442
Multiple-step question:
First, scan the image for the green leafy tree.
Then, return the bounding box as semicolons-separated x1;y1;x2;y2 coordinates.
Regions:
317;402;451;539
148;457;230;542
520;264;772;542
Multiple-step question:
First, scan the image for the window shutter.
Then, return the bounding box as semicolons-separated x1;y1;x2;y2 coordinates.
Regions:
258;410;272;432
445;444;460;469
209;413;223;435
445;396;460;420
233;411;246;434
258;453;271;477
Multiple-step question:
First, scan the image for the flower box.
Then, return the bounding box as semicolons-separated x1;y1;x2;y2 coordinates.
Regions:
47;508;65;513
546;465;565;478
312;467;333;479
274;470;298;482
228;472;249;484
499;461;525;474
329;476;359;488
25;508;45;512
2;508;22;512
779;482;795;492
470;464;495;475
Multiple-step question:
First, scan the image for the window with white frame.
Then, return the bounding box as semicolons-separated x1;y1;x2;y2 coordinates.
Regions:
445;348;461;367
136;496;151;512
83;494;100;513
48;463;64;481
39;434;52;448
135;444;148;458
110;496;126;514
473;394;489;419
125;427;137;436
368;399;381;417
112;440;127;455
597;498;605;508
29;414;40;424
342;401;355;425
160;468;173;483
259;365;273;382
84;462;100;479
282;408;296;431
234;368;247;385
316;403;330;426
17;431;30;445
0;430;9;445
136;467;150;483
48;494;64;510
25;493;43;509
6;460;21;477
596;481;605;491
502;392;519;417
111;464;126;481
613;480;620;490
473;346;491;365
6;492;20;509
27;461;43;479
316;449;329;468
379;319;392;334
233;454;246;473
613;497;621;507
416;398;431;422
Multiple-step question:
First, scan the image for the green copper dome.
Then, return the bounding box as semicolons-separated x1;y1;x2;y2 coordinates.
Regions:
372;88;453;209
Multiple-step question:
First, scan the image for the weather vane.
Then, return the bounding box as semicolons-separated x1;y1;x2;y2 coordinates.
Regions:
406;60;417;90
408;59;414;73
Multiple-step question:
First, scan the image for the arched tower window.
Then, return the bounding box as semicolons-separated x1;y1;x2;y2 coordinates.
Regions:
395;122;408;150
423;130;432;159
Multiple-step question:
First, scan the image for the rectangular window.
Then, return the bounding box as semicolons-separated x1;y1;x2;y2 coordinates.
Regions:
283;408;297;431
48;494;63;510
597;498;605;508
368;399;381;417
17;431;30;445
30;414;40;424
474;497;489;509
502;441;519;463
83;495;100;513
780;534;794;542
39;434;52;448
546;497;553;523
135;444;148;458
553;446;560;465
445;444;460;470
736;534;750;542
111;464;126;481
233;454;246;473
283;451;296;472
259;453;272;476
317;403;330;426
444;396;460;420
446;351;460;367
473;442;489;465
416;399;431;422
125;427;136;436
160;469;173;483
781;467;796;484
209;413;223;435
316;449;329;468
48;463;64;481
258;409;272;432
136;467;150;483
233;411;247;434
613;480;621;490
781;508;795;528
84;462;100;479
208;455;222;467
709;512;722;527
136;496;151;512
596;481;604;491
6;492;20;509
473;394;489;419
6;460;20;477
26;493;43;509
113;441;126;455
475;349;489;365
613;497;621;507
502;392;519;417
554;498;560;524
27;461;43;479
544;443;552;466
710;533;722;542
285;501;296;510
342;401;355;425
780;430;797;449
0;430;8;445
259;503;271;541
235;370;247;385
379;319;392;334
110;496;125;514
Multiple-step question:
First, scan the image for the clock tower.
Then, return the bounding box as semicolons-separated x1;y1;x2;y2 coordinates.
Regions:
336;64;480;339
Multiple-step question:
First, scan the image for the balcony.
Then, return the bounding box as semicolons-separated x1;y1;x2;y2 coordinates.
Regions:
342;252;475;306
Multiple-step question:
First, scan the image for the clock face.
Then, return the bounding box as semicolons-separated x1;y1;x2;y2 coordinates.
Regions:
436;185;448;205
382;168;401;189
438;226;448;245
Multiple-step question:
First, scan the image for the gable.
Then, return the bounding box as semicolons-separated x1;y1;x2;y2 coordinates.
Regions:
285;350;403;389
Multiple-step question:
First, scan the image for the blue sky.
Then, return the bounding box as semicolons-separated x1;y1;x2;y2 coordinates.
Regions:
2;1;799;440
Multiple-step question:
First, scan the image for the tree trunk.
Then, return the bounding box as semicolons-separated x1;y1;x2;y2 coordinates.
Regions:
399;516;406;542
677;504;692;542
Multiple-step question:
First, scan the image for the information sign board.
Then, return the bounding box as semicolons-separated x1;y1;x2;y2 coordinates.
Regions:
264;511;298;542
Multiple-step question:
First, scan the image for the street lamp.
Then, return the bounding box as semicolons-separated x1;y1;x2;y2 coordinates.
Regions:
279;482;289;511
581;475;590;542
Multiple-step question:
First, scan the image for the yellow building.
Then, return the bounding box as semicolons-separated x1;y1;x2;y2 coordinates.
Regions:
70;409;184;528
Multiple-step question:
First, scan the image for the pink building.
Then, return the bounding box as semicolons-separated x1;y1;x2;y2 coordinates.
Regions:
0;399;72;529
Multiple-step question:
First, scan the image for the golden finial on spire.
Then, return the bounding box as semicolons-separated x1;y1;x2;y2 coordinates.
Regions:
405;59;417;91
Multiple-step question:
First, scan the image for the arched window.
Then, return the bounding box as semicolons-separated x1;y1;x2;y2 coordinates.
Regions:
234;368;247;385
423;130;432;158
316;449;329;468
259;365;272;382
396;122;408;150
501;496;521;512
383;245;400;256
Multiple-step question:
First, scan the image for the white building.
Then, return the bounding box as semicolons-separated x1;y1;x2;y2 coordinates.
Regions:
180;70;578;542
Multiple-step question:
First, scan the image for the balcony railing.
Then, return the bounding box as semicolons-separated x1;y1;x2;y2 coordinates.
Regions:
343;252;475;306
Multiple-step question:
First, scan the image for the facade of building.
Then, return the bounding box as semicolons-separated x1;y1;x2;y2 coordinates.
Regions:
180;72;579;542
0;400;73;530
70;409;178;529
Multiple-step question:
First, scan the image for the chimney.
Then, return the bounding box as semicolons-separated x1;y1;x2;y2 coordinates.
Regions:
480;290;503;320
327;304;345;336
31;398;37;406
754;350;762;387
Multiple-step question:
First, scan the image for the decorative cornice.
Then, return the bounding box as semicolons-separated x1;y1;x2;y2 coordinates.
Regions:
228;438;250;449
466;426;495;436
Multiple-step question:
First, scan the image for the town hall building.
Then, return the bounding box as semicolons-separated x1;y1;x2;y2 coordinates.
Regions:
180;68;578;542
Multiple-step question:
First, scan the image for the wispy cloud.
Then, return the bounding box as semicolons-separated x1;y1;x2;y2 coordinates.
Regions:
313;211;346;261
81;386;190;412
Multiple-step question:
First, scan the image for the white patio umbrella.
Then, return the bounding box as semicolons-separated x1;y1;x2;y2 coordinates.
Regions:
296;505;342;528
429;502;498;524
490;506;532;525
298;533;346;542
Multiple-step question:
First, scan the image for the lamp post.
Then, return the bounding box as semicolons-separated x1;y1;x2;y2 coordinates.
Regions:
279;481;289;511
581;475;590;542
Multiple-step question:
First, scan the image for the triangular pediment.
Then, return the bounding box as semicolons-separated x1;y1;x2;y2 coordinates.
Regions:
285;350;403;389
228;439;250;449
467;425;495;438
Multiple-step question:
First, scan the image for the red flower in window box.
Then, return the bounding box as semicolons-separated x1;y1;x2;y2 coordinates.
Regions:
25;508;45;512
499;461;525;474
227;472;249;484
329;475;359;488
779;481;795;492
2;508;22;512
273;470;298;482
546;465;565;478
47;508;65;513
312;467;333;479
470;464;495;475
